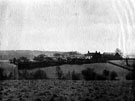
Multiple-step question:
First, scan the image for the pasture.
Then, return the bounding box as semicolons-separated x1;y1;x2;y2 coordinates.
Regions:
26;63;130;80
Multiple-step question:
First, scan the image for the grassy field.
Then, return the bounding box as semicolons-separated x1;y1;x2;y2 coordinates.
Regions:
1;80;134;101
0;60;131;80
109;60;135;67
28;63;129;80
1;61;134;101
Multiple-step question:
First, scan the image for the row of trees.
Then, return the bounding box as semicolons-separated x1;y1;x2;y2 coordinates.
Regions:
9;48;135;70
10;55;121;70
9;55;101;70
1;65;135;80
55;67;118;80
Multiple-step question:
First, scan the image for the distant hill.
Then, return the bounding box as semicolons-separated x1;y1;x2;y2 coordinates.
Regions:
0;50;81;60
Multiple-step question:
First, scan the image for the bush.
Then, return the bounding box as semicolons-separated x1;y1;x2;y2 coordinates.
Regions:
126;72;135;80
71;70;81;80
0;68;12;80
102;69;110;80
81;68;96;80
103;69;109;76
56;66;63;80
62;71;71;80
0;68;18;80
18;69;48;80
19;70;32;80
110;71;118;80
81;68;118;80
33;69;48;79
0;68;4;80
95;74;106;80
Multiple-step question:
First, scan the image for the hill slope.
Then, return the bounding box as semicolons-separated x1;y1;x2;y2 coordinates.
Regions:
0;50;80;60
28;63;129;80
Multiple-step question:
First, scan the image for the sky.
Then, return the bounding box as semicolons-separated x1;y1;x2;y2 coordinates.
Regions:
0;0;135;56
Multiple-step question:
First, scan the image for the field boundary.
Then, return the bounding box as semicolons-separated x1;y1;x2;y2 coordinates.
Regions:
108;61;133;71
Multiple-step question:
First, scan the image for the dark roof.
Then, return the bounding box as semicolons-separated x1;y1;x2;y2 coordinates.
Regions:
85;53;96;56
103;52;115;55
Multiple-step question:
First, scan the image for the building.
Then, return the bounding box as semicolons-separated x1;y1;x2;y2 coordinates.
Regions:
84;51;101;59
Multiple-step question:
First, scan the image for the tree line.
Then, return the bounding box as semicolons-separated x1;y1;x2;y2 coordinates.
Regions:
9;50;123;70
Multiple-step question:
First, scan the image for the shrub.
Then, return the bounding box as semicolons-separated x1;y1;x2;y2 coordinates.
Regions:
71;70;81;80
19;70;32;80
0;68;4;80
110;71;118;80
103;69;109;76
0;68;11;80
81;68;117;80
102;69;110;80
7;72;14;80
95;74;106;80
0;68;17;80
81;68;96;80
62;71;71;80
126;72;135;80
33;69;48;79
56;66;63;80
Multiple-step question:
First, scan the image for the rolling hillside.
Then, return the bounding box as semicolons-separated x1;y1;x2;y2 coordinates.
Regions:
27;63;129;80
0;50;81;60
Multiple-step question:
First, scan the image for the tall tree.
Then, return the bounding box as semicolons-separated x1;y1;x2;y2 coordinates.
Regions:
33;54;47;62
115;48;123;57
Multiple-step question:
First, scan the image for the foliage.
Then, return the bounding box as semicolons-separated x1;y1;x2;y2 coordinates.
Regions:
95;74;106;80
19;69;48;80
115;48;123;58
33;54;47;62
62;71;71;80
33;69;48;79
103;69;109;77
9;58;17;64
0;68;4;80
19;70;31;80
56;66;63;79
102;69;110;80
81;68;96;80
82;68;118;80
125;56;129;66
10;57;30;65
0;68;15;80
126;72;135;80
110;71;118;80
71;70;81;80
126;62;135;80
18;57;30;63
53;53;61;57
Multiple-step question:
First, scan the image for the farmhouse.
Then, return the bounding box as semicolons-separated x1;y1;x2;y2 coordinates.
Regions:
84;51;101;59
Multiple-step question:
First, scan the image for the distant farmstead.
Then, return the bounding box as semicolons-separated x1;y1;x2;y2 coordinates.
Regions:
102;52;122;60
84;51;101;59
84;51;122;60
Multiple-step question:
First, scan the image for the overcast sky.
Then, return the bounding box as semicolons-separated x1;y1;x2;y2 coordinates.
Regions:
0;0;135;56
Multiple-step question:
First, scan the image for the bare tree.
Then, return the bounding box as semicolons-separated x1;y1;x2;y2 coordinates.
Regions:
115;48;123;57
125;55;129;66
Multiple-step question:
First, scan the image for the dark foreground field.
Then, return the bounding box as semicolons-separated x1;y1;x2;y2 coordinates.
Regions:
0;80;134;101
